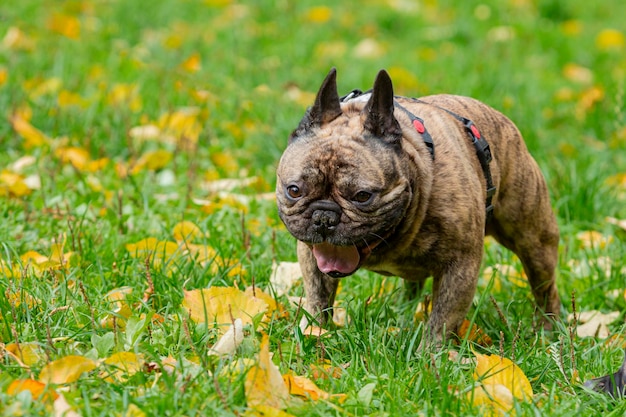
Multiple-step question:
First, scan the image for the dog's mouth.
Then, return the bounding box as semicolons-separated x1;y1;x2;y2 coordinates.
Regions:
311;238;384;278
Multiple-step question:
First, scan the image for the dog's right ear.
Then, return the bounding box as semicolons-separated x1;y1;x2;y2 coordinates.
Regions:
289;68;342;142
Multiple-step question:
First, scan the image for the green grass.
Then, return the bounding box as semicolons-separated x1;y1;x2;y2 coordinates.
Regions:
1;0;626;415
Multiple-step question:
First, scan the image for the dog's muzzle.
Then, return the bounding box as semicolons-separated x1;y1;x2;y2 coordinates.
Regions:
309;200;341;237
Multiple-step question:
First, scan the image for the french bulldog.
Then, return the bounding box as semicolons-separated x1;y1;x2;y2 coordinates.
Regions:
276;68;561;341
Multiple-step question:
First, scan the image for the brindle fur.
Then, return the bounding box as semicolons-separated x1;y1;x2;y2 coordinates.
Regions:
276;68;561;341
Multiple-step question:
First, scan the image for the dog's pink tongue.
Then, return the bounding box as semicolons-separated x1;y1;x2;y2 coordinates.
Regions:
312;242;360;274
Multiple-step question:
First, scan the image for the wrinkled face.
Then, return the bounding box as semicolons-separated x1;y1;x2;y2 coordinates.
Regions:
276;114;412;277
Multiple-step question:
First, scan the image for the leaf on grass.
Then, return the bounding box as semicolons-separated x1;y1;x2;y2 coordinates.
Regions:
458;320;493;346
9;112;51;148
283;373;344;402
131;149;173;174
576;230;613;250
5;342;45;367
126;237;180;260
100;286;134;329
470;383;515;416
469;352;532;414
606;216;626;232
103;352;144;382
245;334;289;409
7;379;59;401
182;287;268;334
269;262;302;297
584;348;626;397
53;393;81;417
595;28;625;51
302;326;329;337
172;221;203;242
243;405;296;417
39;355;98;384
0;170;34;197
209;318;244;356
157;108;202;146
482;264;527;291
473;353;532;400
47;14;81;39
568;310;620;338
180;52;202;72
123;404;147;417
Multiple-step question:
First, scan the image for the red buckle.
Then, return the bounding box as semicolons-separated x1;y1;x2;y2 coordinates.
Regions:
413;119;425;134
470;124;481;139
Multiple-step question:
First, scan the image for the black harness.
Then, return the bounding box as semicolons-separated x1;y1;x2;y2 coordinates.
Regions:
340;89;496;218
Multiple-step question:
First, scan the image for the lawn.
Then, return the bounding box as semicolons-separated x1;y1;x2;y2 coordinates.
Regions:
1;0;625;415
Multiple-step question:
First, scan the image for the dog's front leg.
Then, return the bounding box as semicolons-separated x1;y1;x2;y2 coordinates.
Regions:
427;255;481;342
297;240;340;330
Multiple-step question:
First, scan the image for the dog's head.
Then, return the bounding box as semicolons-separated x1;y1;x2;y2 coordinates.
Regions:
276;69;415;277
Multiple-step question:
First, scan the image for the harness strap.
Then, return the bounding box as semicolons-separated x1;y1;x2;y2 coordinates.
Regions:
393;101;435;160
430;105;496;217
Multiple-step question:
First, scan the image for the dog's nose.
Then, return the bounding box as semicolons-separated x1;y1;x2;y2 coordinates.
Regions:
310;200;341;234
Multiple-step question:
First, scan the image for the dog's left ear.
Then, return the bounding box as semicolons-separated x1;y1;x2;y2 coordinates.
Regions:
364;70;402;142
290;68;342;142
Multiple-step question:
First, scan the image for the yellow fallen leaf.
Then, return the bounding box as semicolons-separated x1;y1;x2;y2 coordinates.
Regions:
0;66;7;87
100;286;134;328
185;243;217;265
243;405;296;417
245;334;289;409
7;379;59;401
180;52;202;72
304;6;332;23
302;326;329;337
157;108;202;146
0;170;33;197
596;28;625;51
470;383;514;416
2;26;35;51
245;287;277;317
47;14;81;39
473;352;533;401
126;237;180;259
283;373;337;401
131;149;173;174
5;342;45;366
107;83;142;112
182;287;268;334
9;113;50;148
103;352;144;382
124;404;147;417
563;63;593;84
39;355;98;384
55;147;91;170
576;230;613;250
172;220;203;242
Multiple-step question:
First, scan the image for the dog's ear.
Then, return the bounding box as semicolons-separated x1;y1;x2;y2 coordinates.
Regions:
290;68;342;142
363;70;402;142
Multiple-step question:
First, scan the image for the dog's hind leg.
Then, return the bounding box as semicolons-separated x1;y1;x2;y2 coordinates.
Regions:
487;181;561;328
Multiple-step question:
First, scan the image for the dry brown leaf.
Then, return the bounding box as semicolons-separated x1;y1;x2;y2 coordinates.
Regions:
568;310;621;338
269;261;302;297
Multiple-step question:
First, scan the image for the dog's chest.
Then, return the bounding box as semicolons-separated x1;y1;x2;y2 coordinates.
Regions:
366;258;431;281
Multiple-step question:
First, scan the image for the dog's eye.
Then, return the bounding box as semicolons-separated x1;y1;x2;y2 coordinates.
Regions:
353;191;373;204
286;185;303;200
